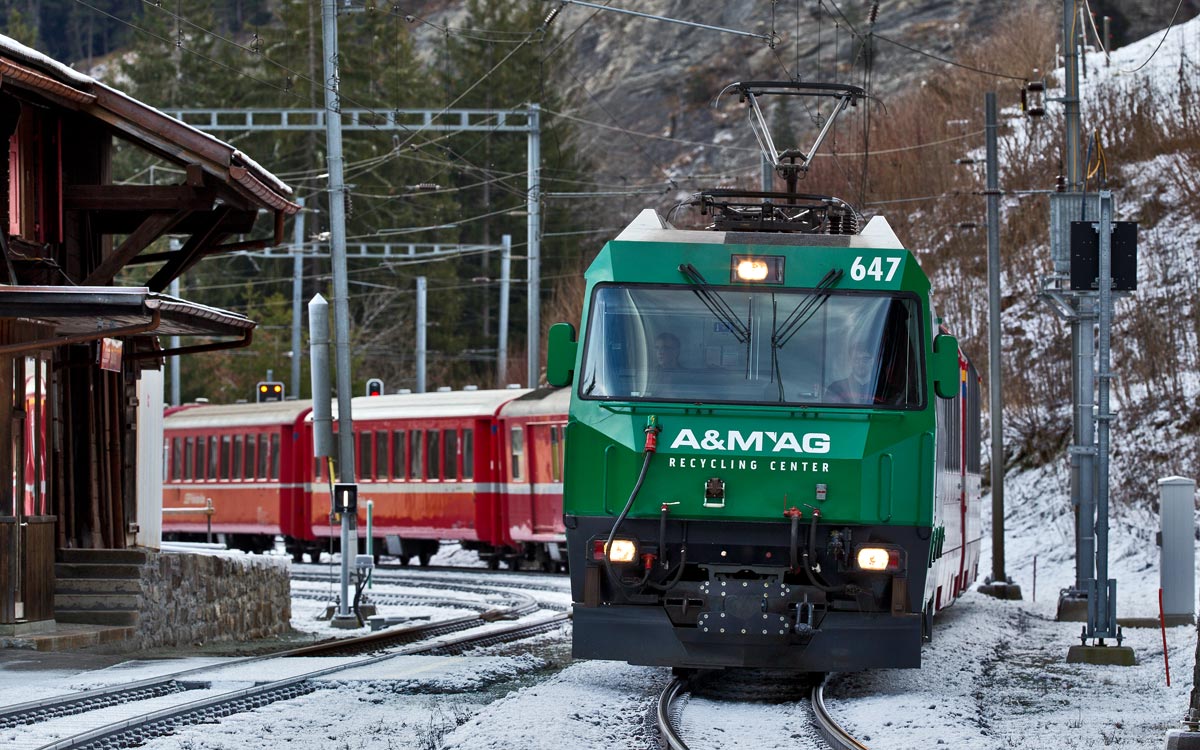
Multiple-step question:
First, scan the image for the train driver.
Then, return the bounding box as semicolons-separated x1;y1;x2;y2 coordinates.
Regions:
825;342;879;404
654;332;684;371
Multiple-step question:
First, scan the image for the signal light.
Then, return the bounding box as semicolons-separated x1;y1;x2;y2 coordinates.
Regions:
366;378;384;397
256;381;285;402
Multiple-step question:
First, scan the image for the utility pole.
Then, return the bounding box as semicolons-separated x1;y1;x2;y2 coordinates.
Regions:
978;92;1020;600
526;104;541;389
168;246;181;407
290;197;306;400
497;234;511;388
415;276;426;394
320;0;357;629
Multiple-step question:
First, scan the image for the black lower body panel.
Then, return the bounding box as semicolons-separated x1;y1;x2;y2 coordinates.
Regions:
572;603;921;670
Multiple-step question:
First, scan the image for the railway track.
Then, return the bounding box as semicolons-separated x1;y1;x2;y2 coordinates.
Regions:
656;674;868;750
3;578;568;750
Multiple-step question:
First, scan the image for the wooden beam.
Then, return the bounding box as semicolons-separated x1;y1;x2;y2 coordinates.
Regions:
82;210;189;286
63;185;215;212
146;205;233;292
185;163;205;187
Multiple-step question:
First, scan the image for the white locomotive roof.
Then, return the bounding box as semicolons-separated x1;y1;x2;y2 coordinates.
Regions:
321;388;533;422
613;208;905;250
497;387;570;418
164;400;313;430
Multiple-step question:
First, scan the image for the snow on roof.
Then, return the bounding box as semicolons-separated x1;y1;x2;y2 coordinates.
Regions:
497;387;570;418
0;33;294;200
0;33;95;87
164;400;313;429
323;388;533;422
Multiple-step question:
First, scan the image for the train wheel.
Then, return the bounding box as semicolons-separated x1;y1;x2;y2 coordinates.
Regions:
291;549;304;564
418;552;432;567
486;556;500;570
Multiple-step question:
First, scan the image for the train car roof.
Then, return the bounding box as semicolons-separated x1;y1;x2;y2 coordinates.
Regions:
613;209;905;250
323;388;534;422
497;387;569;418
164;400;314;429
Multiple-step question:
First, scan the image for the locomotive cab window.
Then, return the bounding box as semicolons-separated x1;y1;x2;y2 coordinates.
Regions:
578;284;925;408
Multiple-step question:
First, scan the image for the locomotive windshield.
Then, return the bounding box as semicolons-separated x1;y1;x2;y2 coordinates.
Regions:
578;284;925;408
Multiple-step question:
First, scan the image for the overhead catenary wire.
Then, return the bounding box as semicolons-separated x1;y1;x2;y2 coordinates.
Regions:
1119;0;1186;74
872;32;1029;82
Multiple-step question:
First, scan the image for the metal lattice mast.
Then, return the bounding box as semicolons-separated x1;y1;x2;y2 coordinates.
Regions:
168;106;543;391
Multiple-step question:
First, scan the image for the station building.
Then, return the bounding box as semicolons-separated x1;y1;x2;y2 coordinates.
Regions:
0;35;298;648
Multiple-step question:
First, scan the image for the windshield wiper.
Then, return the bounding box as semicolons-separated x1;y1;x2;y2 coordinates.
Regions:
770;268;842;401
678;263;751;343
773;268;842;349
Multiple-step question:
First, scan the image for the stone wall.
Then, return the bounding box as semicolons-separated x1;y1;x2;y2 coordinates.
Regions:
138;550;290;648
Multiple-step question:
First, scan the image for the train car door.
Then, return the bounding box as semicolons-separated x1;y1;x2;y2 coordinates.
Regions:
526;421;566;537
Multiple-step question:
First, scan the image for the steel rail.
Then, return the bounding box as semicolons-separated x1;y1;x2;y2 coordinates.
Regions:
811;679;870;750
33;613;569;750
5;583;538;730
656;676;690;750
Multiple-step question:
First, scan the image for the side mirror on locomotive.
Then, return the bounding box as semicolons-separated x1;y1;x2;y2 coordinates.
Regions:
256;381;285;402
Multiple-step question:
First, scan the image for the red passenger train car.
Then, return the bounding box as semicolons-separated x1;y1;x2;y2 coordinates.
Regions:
162;387;568;568
162;400;314;554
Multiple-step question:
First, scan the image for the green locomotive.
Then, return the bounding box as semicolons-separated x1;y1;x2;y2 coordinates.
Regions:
547;208;982;671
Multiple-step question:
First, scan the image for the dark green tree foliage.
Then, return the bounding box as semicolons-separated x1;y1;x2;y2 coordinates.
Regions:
14;1;590;402
438;0;586;384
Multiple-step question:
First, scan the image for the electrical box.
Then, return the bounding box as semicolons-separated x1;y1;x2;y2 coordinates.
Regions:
1069;221;1138;291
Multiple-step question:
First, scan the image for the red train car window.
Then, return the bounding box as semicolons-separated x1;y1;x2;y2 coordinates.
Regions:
359;431;373;481
443;429;457;481
510;427;525;482
426;430;440;480
550;425;563;483
171;437;182;481
269;434;280;480
462;429;473;480
220;435;232;480
410;432;424;480
257;434;269;479
197;436;208;480
232;435;244;480
375;432;388;480
184;437;194;480
207;437;219;479
392;430;406;480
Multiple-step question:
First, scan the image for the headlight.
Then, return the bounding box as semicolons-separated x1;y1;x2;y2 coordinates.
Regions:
606;539;638;564
856;546;901;571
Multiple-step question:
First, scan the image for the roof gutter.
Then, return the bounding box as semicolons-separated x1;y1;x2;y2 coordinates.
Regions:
125;327;254;362
0;58;95;106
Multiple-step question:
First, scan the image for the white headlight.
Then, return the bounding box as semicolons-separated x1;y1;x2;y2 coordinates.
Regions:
857;547;892;571
607;539;637;564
